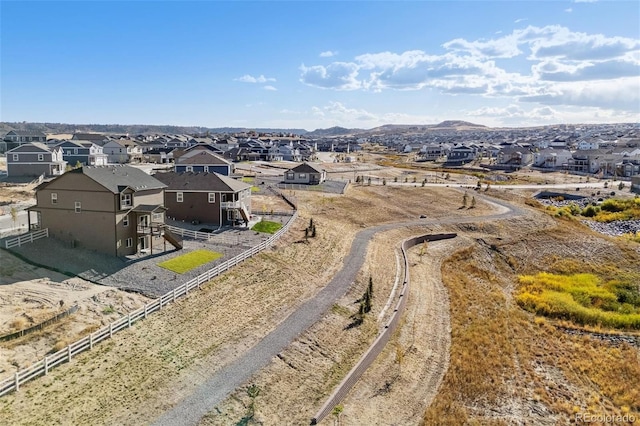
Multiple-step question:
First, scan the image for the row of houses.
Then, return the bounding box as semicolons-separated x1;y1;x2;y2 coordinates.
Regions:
22;155;326;258
415;143;640;177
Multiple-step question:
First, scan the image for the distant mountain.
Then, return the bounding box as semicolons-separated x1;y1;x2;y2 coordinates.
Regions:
432;120;487;129
305;126;363;137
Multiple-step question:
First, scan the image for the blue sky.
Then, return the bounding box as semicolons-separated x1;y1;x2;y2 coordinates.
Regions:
1;1;639;131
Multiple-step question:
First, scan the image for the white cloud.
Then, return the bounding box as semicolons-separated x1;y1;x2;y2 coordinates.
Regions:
234;74;276;83
514;18;527;23
320;50;338;57
263;85;277;91
299;62;361;90
298;24;640;117
565;8;573;12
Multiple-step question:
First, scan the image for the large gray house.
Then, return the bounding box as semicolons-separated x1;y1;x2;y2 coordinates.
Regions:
29;165;180;256
6;143;67;178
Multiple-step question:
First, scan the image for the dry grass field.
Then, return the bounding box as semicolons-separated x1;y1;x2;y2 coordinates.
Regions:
0;179;638;425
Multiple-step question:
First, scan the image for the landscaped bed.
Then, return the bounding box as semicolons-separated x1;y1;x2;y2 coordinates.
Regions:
157;249;223;274
251;220;283;234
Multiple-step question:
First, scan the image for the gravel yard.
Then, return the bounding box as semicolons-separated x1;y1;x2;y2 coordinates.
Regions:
6;219;293;298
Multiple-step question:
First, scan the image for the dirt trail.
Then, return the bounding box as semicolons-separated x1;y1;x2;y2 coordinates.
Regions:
333;236;471;425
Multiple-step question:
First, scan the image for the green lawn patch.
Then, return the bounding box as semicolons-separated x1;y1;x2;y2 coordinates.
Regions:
516;272;640;329
158;249;223;274
251;220;282;234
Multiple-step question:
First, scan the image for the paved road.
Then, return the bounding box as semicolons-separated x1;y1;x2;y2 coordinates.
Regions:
152;192;524;426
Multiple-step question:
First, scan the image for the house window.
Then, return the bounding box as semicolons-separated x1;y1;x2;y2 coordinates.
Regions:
176;192;183;203
208;193;215;203
205;166;210;173
186;166;193;172
51;193;57;204
125;238;133;248
121;193;132;208
287;172;294;179
123;215;129;227
75;201;81;213
12;154;18;161
152;212;162;222
299;173;306;178
38;154;44;161
74;148;78;155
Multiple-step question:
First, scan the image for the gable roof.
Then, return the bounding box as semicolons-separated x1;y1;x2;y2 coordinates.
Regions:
177;150;231;165
289;163;325;174
73;165;166;193
5;130;46;137
153;171;250;193
7;142;51;153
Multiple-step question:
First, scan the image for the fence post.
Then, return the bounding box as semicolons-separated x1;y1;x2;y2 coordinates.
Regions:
68;345;72;361
90;333;93;349
44;356;49;375
128;313;132;328
159;297;163;310
173;289;177;303
109;323;113;338
144;304;148;319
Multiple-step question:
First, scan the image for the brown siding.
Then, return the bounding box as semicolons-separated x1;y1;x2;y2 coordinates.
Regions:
164;191;221;224
41;208;117;254
7;163;52;177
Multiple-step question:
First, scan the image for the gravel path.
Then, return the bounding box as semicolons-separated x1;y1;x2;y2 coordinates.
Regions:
152;193;523;426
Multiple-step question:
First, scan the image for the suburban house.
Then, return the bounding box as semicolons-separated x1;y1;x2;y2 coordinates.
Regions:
6;143;67;178
56;140;108;167
103;140;143;164
284;163;326;185
496;146;534;169
154;171;252;226
3;130;47;152
533;148;573;169
28;165;180;257
174;149;234;175
445;146;478;165
417;144;449;162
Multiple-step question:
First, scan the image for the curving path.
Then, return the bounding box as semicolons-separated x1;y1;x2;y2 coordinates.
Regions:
152;193;524;426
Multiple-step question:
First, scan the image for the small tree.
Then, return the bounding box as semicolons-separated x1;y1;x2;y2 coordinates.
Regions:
394;176;398;183
382;178;387;186
618;181;625;190
471;196;477;208
10;206;18;229
332;404;344;426
246;384;260;418
367;177;372;186
413;176;417;183
462;192;469;208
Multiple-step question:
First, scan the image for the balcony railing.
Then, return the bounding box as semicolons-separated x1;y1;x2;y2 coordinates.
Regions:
220;201;241;209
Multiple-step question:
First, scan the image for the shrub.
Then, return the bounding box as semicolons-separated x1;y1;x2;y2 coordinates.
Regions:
516;272;640;329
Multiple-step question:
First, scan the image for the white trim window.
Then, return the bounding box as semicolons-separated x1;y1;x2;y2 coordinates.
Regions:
75;201;82;213
123;215;129;227
38;154;44;161
120;193;132;208
176;192;183;203
12;154;18;161
299;173;306;178
186;166;193;172
125;237;133;248
208;192;215;203
51;193;57;204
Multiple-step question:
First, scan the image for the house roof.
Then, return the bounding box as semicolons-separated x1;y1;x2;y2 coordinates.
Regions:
5;130;46;137
74;165;166;193
177;150;231;165
7;142;51;153
154;171;251;193
289;163;325;174
72;133;107;141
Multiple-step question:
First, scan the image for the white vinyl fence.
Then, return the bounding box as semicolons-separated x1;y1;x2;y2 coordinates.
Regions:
0;212;298;397
4;228;49;249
